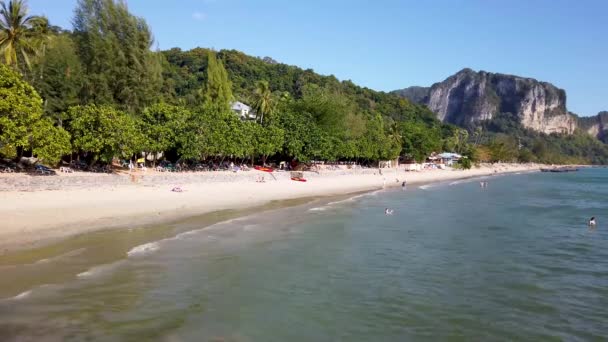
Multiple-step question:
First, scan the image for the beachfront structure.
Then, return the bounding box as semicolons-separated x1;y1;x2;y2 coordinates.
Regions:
438;152;461;166
230;101;256;120
403;163;423;171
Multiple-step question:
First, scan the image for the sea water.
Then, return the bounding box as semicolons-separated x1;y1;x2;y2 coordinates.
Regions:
1;169;607;341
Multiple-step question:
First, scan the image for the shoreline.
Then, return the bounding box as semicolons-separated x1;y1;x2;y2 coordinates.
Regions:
0;163;541;254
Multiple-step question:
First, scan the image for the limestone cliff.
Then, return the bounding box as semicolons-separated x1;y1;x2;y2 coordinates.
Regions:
578;111;608;142
393;68;577;134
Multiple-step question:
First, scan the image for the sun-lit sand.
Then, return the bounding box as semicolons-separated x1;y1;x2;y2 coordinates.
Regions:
0;163;541;253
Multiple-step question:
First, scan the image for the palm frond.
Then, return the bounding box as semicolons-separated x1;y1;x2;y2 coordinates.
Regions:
0;0;48;70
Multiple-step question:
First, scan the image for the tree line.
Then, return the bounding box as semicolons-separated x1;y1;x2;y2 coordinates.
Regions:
1;0;606;168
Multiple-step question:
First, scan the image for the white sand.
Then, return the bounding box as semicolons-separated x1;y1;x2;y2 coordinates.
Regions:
0;163;540;253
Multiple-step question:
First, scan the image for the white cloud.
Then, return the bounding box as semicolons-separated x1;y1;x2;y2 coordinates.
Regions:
192;11;207;21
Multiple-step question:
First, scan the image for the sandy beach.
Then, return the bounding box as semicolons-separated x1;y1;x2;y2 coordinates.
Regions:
0;163;540;253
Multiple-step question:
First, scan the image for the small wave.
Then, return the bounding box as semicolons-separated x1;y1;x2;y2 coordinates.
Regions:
326;190;382;206
175;228;207;240
419;184;435;190
242;224;258;231
176;230;197;239
449;177;488;186
34;248;87;265
10;290;32;300
127;242;161;257
326;199;351;206
173;217;252;240
309;207;328;212
361;189;382;197
449;180;466;186
77;261;123;279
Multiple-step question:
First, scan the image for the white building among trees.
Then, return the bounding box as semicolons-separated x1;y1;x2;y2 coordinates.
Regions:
230;101;256;120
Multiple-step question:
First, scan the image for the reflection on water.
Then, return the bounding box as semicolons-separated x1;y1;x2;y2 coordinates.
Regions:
2;170;608;341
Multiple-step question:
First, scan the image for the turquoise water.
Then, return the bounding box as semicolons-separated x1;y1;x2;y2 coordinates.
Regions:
2;169;608;341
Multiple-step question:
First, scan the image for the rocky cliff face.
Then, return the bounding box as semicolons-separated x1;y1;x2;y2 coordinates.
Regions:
578;111;608;142
394;68;577;134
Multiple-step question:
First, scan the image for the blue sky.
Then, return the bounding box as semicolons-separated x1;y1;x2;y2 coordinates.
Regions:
29;0;607;116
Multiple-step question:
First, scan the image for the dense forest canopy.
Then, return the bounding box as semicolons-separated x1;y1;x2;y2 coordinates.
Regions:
1;0;607;167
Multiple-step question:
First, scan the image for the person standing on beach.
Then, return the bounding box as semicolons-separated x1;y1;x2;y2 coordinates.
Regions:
402;180;407;190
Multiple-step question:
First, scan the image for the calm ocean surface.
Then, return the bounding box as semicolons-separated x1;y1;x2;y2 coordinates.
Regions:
1;168;608;341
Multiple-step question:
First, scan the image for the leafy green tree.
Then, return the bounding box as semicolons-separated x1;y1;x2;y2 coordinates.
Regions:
0;63;70;163
458;157;472;169
30;34;82;122
175;117;205;160
277;109;315;161
30;117;71;163
308;128;336;161
141;103;190;165
488;134;518;162
294;84;349;137
72;0;162;112
253;123;284;163
462;144;479;162
401;121;442;162
222;111;250;158
67;104;143;163
517;148;535;163
0;0;49;71
179;107;241;160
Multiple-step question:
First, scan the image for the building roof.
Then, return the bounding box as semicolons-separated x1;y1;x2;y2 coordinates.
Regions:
438;152;462;159
231;101;251;111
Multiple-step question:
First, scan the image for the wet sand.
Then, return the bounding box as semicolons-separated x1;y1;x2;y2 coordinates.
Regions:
0;163;541;254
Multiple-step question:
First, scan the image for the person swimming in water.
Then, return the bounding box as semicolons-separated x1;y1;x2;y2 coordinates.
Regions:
384;208;394;215
402;180;407;190
589;217;596;227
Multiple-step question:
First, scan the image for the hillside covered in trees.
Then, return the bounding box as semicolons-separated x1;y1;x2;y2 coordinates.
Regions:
1;0;607;167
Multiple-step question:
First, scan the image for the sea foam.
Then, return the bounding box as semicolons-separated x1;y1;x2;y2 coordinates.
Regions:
77;261;124;279
34;248;87;265
10;290;32;300
127;242;161;257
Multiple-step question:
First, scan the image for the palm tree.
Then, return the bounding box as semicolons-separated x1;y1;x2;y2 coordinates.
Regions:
252;80;275;125
0;0;48;71
473;126;483;146
388;121;402;146
387;121;403;164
